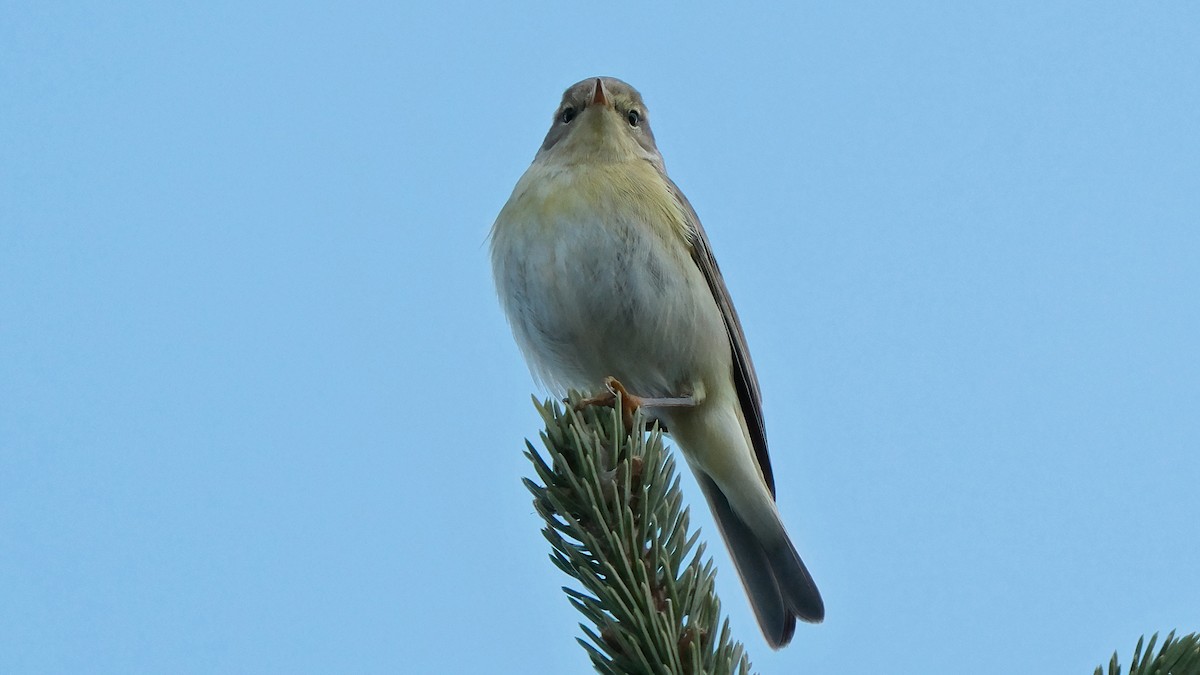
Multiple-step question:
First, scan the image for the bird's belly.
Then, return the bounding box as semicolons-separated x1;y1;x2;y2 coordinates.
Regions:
494;209;729;399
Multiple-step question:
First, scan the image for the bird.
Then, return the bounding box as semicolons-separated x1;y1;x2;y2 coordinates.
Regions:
489;76;823;648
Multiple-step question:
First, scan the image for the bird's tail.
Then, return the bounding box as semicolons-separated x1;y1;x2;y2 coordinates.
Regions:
694;471;824;649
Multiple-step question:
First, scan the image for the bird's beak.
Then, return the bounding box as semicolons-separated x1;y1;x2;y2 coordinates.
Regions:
590;78;607;107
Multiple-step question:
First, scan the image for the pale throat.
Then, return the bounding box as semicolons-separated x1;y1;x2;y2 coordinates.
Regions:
524;157;689;245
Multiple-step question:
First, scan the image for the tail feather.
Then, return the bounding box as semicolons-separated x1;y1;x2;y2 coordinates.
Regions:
695;472;824;649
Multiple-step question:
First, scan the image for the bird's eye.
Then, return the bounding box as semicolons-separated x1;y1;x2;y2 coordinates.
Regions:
626;109;641;127
560;107;576;124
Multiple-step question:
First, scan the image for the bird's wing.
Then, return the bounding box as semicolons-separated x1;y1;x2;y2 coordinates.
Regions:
667;179;776;497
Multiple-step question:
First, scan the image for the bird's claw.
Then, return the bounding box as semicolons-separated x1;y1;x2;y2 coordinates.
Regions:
575;377;643;432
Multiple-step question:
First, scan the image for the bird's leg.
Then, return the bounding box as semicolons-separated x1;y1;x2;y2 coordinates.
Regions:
576;376;698;432
574;377;627;424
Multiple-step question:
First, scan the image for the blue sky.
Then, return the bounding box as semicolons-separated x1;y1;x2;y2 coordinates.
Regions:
2;2;1197;673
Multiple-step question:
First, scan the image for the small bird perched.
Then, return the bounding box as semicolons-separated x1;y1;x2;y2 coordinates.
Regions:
490;77;823;648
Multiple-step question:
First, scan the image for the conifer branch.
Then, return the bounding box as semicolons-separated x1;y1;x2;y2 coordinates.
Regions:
1096;632;1200;675
524;395;754;675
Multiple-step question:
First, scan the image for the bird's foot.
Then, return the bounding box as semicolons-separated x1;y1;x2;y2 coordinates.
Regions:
575;377;643;431
575;377;698;432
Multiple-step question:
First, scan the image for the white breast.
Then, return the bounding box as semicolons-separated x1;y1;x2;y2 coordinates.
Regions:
491;160;731;399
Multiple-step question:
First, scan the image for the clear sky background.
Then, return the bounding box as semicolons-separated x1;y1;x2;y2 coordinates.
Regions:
2;2;1197;673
